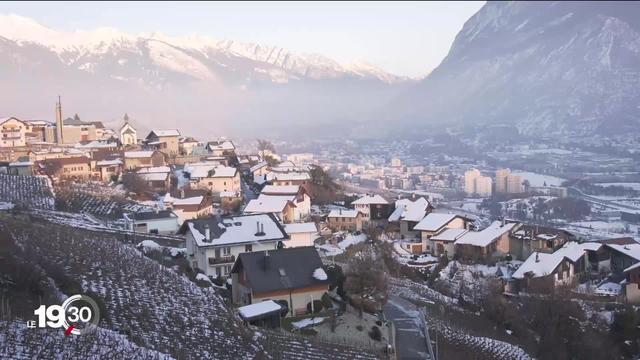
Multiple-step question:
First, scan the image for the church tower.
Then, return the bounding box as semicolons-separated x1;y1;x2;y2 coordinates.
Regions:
55;96;64;144
119;113;137;146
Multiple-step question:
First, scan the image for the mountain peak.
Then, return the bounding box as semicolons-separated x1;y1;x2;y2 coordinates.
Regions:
0;14;405;83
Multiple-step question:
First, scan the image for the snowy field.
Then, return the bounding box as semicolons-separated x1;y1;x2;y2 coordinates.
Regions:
512;171;565;187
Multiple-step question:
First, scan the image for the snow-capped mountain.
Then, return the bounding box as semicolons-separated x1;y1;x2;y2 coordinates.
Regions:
0;14;413;137
0;14;405;84
385;1;640;137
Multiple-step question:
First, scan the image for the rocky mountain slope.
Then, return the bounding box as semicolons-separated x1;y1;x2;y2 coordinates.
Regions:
386;1;640;138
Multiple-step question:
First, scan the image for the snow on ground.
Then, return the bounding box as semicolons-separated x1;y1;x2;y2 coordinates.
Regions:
0;201;14;210
594;282;622;296
512;171;565;187
316;243;344;257
337;233;368;249
313;267;328;281
195;273;212;283
138;240;161;249
292;317;325;329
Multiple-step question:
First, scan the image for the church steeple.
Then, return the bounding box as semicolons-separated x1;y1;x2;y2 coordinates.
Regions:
124;113;129;123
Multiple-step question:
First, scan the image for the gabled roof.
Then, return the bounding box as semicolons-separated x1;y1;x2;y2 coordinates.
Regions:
231;247;328;294
284;222;318;234
513;241;594;279
328;209;361;218
261;185;301;196
352;194;389;205
431;228;468;242
0;116;28;126
605;242;640;262
179;213;288;247
388;197;430;222
244;195;295;214
414;213;459;232
455;221;518;247
146;129;180;139
250;161;268;173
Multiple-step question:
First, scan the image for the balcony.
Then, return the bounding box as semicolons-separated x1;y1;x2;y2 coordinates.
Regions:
208;255;235;266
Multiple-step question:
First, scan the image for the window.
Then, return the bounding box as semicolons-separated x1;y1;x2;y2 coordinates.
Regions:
245;244;252;252
215;267;222;277
223;247;231;255
224;265;231;274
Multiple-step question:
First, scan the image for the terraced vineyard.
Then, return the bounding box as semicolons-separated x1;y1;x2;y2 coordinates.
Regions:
0;214;378;359
0;174;54;209
55;182;150;219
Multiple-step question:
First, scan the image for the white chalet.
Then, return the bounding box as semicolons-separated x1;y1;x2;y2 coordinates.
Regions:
180;213;289;278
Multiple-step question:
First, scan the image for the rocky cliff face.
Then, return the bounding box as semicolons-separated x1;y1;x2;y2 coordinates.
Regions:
390;1;640;137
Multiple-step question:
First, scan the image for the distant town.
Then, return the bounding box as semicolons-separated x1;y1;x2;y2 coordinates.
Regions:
1;97;640;359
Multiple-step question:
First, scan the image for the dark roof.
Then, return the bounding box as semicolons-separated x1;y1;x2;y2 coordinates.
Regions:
63;118;93;126
231;247;328;294
128;210;176;221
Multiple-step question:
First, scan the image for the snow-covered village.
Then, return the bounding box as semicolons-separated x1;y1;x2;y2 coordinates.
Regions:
2;2;640;360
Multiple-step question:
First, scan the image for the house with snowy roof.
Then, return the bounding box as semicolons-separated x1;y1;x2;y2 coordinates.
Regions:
145;129;181;156
244;196;297;223
250;161;269;177
327;209;363;232
454;220;520;262
179;213;289;278
123;209;180;235
136;166;171;193
388;197;433;237
0;117;30;148
206;140;235;156
599;238;640;275
512;241;595;293
260;185;311;221
511;224;575;260
351;194;392;229
231;246;329;317
185;163;241;195
123;150;166;170
164;189;213;223
413;212;471;255
283;222;319;248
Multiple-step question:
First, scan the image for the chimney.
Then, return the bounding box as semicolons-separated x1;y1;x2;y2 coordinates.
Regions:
263;250;270;271
180;188;185;199
204;224;211;241
155;205;159;214
339;209;342;215
502;218;506;227
55;96;64;145
535;253;539;263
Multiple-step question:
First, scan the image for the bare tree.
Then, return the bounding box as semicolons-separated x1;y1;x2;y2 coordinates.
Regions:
344;247;388;318
122;172;151;196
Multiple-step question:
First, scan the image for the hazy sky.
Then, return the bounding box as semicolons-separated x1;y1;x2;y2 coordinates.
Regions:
0;1;485;78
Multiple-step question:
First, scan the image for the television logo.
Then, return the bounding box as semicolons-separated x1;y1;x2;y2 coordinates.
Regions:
27;294;101;336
